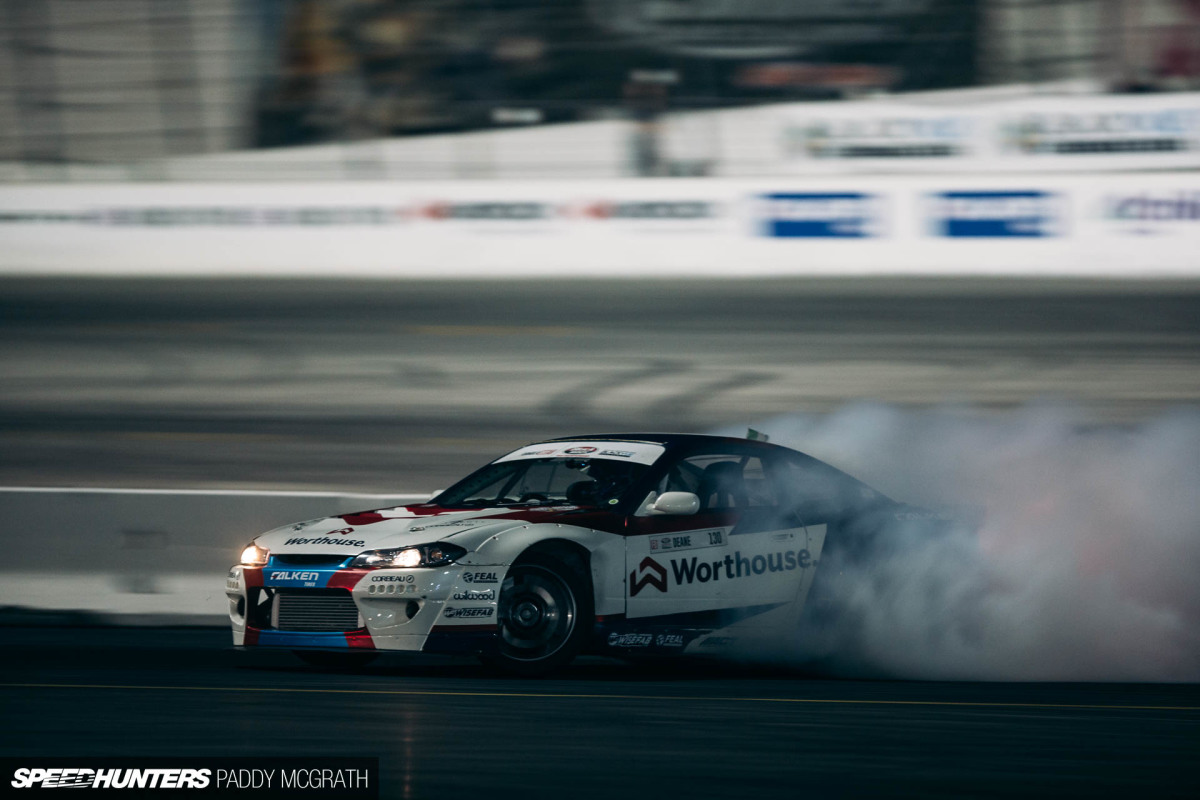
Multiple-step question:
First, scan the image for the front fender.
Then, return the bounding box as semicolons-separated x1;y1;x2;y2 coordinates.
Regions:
456;523;625;617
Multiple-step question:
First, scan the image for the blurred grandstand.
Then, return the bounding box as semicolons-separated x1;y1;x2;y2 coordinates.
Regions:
1;0;1198;180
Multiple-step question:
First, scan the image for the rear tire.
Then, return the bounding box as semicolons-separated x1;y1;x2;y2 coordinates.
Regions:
482;552;592;677
293;651;378;669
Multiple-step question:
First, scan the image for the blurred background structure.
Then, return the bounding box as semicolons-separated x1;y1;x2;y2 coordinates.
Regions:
1;0;1198;181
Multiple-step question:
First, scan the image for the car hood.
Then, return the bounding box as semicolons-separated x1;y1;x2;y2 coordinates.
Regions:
253;504;599;555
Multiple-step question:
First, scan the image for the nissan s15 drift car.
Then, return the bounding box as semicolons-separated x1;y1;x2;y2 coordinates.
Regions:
227;433;957;675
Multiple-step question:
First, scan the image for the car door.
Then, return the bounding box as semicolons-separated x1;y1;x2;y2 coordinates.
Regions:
625;448;822;624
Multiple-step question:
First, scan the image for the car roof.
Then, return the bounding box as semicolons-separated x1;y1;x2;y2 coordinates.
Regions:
539;432;790;453
515;432;890;503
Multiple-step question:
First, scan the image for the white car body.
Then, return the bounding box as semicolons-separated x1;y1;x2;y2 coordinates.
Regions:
227;434;916;671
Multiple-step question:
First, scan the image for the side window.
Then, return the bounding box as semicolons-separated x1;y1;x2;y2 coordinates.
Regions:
741;456;779;508
778;456;876;522
657;453;781;511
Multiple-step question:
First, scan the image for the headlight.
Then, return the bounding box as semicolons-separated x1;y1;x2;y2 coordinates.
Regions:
240;543;269;566
350;542;467;569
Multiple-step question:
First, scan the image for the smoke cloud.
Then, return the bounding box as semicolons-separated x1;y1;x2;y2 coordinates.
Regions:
718;403;1200;681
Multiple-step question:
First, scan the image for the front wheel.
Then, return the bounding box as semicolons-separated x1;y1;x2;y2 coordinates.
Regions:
483;553;592;677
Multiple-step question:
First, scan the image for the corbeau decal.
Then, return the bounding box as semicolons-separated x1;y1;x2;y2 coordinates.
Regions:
629;556;669;596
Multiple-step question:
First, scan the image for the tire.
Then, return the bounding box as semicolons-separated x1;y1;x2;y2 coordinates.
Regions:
293;650;378;669
483;552;592;677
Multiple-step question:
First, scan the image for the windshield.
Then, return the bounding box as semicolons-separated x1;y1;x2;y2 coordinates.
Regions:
433;457;650;509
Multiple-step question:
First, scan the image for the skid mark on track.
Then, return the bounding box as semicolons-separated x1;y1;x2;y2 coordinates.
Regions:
1;683;1196;713
645;371;776;422
541;360;688;422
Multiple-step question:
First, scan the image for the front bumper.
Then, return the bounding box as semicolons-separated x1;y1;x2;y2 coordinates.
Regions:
225;558;503;654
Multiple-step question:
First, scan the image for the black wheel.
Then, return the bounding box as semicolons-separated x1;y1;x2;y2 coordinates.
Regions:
293;651;378;669
483;552;592;677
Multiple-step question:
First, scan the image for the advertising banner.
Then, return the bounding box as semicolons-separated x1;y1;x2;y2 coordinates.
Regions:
780;92;1200;174
1;174;1198;277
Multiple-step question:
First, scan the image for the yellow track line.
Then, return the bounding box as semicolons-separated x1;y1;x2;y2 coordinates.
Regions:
1;682;1196;712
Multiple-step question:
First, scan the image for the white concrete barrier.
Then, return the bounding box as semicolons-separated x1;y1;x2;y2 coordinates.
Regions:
1;174;1198;278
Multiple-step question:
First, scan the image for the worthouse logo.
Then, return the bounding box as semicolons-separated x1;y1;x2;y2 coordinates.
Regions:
629;557;668;596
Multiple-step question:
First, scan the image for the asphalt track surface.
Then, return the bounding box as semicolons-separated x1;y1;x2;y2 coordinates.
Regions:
3;277;1200;491
1;627;1197;798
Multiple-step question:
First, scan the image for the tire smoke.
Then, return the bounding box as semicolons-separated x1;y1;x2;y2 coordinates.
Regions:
717;404;1200;681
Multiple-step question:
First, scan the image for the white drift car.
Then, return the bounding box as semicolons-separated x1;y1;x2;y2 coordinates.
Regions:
227;434;944;675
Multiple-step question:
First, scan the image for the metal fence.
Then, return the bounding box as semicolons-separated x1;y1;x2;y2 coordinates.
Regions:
1;0;1197;182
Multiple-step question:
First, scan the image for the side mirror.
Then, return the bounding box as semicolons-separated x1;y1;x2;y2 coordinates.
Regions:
650;492;700;516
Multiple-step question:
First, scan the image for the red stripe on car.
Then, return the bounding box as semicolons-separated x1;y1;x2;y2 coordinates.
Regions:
327;569;371;591
345;629;376;649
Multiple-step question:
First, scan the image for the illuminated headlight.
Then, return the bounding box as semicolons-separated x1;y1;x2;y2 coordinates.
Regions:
240;543;269;566
350;543;467;569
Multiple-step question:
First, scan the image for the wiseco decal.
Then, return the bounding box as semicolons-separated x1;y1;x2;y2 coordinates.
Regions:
672;549;816;585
